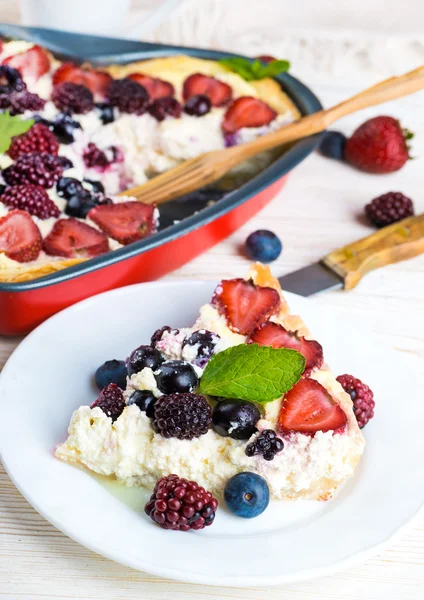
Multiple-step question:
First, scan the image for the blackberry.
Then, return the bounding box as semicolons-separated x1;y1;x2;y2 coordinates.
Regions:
4;91;46;115
8;123;59;159
148;97;182;121
152;393;212;440
245;429;284;461
181;329;219;367
184;94;211;117
365;192;414;228
336;374;375;429
151;325;177;346
52;82;94;114
2;184;60;219
107;78;149;114
3;153;64;188
145;474;218;531
83;143;109;169
0;65;26;94
90;383;126;422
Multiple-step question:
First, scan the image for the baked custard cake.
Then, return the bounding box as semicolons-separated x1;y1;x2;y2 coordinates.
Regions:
56;264;365;503
0;40;299;283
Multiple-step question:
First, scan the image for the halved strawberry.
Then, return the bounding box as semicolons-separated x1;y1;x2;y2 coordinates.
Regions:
222;96;277;134
127;73;174;100
278;378;348;435
182;73;232;107
88;201;156;245
43;219;109;258
52;62;112;96
0;209;42;263
248;322;323;376
212;278;280;335
3;45;50;81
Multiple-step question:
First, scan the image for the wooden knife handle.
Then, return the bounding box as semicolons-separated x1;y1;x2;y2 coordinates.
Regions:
321;213;424;290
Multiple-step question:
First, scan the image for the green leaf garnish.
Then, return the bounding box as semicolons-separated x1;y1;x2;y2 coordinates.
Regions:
199;343;305;403
0;111;34;153
219;57;290;82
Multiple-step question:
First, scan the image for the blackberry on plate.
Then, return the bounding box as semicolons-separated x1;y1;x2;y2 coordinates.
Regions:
8;123;59;160
127;345;164;377
224;472;269;518
145;474;218;531
212;399;260;440
2;184;60;219
6;91;46;115
151;325;178;346
152;393;212;440
52;82;94;114
318;130;346;160
336;374;375;428
182;329;219;367
155;360;199;394
3;153;64;188
245;429;284;461
95;359;127;391
90;383;125;422
83;143;110;169
127;389;156;418
0;65;26;94
184;94;211;117
52;113;82;145
107;78;149;114
148;97;182;121
365;192;414;228
95;102;115;125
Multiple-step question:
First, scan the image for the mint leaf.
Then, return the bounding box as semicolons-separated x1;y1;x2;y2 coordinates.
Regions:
0;111;34;153
218;57;290;81
199;344;305;403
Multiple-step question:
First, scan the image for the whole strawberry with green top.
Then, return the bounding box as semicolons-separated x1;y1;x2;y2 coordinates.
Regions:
345;116;412;174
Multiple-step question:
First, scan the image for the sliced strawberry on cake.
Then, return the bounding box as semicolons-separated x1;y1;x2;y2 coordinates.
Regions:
212;278;280;335
127;73;174;100
88;201;156;245
222;96;277;134
43;219;109;258
248;321;323;375
52;62;113;97
2;45;50;81
0;210;42;263
183;73;233;107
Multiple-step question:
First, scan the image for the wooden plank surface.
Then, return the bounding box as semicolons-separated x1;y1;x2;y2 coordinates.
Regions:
0;1;424;598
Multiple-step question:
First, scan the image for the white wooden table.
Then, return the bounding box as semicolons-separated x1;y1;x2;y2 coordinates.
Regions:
1;1;424;598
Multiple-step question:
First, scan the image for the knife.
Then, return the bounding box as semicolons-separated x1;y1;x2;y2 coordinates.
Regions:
278;213;424;296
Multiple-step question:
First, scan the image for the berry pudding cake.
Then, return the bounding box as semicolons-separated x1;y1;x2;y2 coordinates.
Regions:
56;264;368;529
0;40;299;283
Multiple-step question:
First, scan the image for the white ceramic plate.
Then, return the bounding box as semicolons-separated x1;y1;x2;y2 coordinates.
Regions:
0;281;423;587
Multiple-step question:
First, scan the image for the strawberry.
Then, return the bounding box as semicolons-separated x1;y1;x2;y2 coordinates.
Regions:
43;219;109;258
88;201;156;245
222;96;277;134
212;278;280;335
3;45;50;81
52;62;112;97
278;378;348;435
0;209;42;263
182;73;232;107
345;116;411;174
127;73;174;100
255;55;277;63
248;321;323;376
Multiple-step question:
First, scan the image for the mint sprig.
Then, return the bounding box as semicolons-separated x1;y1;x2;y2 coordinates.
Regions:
0;111;34;153
219;57;290;82
199;344;305;403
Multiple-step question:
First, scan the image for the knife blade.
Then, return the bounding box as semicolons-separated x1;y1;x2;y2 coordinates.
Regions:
277;213;424;296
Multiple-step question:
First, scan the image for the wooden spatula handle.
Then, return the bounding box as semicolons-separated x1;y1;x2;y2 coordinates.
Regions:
321;214;424;290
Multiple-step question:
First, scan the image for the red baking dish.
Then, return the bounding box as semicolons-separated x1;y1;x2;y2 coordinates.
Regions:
0;24;323;336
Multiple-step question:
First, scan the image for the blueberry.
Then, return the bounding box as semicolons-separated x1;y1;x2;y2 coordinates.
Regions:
224;472;269;518
212;399;260;440
96;102;115;125
33;115;52;128
127;345;164;377
127;389;156;418
154;360;199;394
65;193;97;218
245;230;282;263
95;359;127;391
318;131;346;160
52;113;82;144
84;178;105;195
184;94;211;117
182;329;219;367
56;177;85;199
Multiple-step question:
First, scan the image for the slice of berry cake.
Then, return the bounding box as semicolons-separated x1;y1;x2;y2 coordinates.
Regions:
56;264;365;501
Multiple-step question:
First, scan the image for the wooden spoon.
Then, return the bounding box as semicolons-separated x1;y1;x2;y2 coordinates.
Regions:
120;65;424;205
